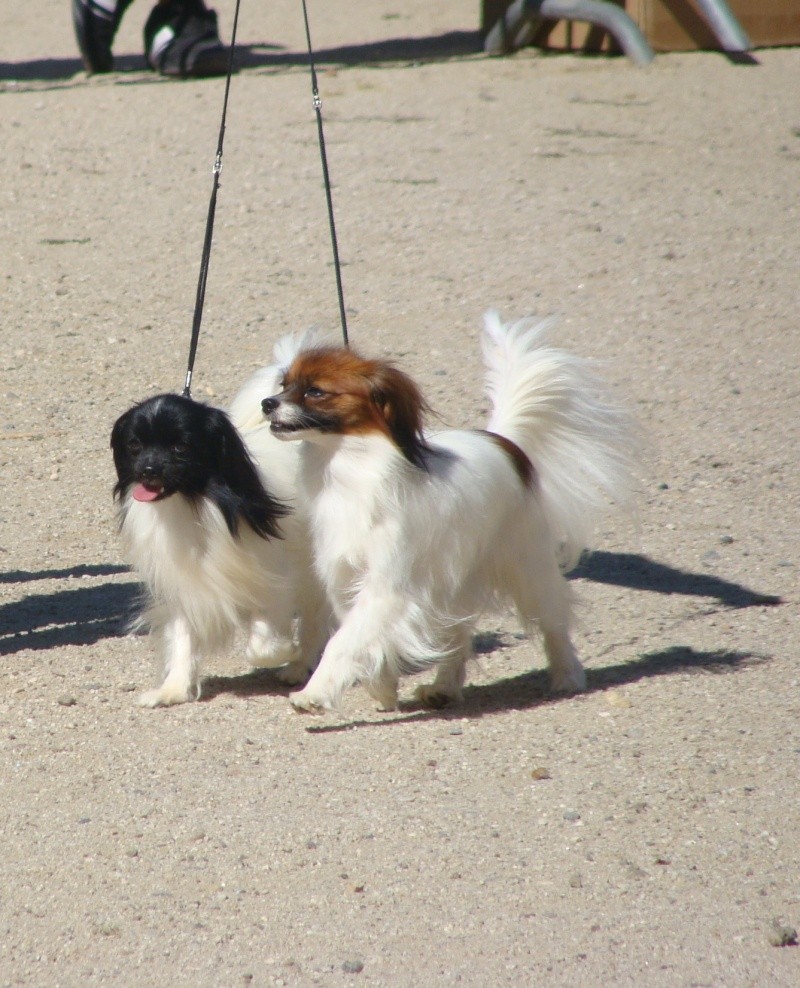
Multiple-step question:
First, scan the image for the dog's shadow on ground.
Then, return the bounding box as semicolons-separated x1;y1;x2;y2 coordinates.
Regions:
0;564;137;656
0;551;782;722
459;643;769;718
298;645;771;733
200;667;298;702
199;549;782;715
569;550;782;608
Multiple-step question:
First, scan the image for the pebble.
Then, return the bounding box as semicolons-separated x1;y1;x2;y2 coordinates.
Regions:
531;767;552;781
768;920;798;947
563;810;581;823
342;960;364;974
57;695;77;707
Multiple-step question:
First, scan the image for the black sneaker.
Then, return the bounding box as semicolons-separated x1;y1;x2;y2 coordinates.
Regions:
71;0;133;73
144;0;232;78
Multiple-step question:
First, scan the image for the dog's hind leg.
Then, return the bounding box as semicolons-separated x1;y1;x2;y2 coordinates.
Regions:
364;666;400;711
506;543;586;693
246;618;298;667
542;623;585;693
250;575;333;687
415;624;472;708
246;622;309;685
139;615;201;707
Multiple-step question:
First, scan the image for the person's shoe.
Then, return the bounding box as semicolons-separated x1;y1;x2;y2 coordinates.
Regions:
71;0;133;73
144;0;232;78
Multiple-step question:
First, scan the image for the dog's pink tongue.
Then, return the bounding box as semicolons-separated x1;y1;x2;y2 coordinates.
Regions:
132;483;161;503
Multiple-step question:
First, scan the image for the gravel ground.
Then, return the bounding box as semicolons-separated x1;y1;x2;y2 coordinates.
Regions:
2;2;798;985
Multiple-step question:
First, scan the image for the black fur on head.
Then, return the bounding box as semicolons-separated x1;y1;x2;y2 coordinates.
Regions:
110;393;290;540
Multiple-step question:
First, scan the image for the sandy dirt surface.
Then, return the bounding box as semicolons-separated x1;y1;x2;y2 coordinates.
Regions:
1;2;799;984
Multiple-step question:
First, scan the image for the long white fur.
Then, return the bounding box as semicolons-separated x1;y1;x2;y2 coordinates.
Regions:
481;310;634;569
268;312;635;715
121;371;327;708
228;327;325;433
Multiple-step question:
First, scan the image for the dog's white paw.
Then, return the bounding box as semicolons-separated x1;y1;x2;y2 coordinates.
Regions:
289;689;329;715
364;677;399;711
549;664;586;693
138;683;198;708
415;684;461;709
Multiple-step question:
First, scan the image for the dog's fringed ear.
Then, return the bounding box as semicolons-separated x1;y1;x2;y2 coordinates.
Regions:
206;408;290;539
370;365;431;468
110;408;135;498
110;407;132;453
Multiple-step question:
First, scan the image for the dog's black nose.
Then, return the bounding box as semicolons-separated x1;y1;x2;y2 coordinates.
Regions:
261;396;279;415
141;464;161;481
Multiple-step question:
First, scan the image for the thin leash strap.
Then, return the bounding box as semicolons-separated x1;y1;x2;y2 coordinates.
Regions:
182;0;242;399
300;0;349;347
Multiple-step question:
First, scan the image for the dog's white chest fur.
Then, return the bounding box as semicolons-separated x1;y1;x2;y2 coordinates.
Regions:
301;435;402;613
122;496;278;637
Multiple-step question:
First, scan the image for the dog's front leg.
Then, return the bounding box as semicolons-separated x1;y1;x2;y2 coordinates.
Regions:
289;633;371;715
139;615;201;707
289;588;400;715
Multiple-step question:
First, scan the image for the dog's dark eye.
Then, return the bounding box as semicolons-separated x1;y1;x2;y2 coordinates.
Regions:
171;442;189;455
305;386;326;400
127;438;142;454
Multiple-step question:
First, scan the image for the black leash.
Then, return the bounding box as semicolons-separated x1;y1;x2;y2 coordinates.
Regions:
183;0;348;399
300;0;349;347
182;0;242;399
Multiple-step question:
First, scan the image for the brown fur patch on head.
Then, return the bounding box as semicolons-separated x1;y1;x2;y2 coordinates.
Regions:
284;347;431;466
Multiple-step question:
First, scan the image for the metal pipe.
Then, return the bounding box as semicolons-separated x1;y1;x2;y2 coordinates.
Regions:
485;0;655;66
693;0;751;52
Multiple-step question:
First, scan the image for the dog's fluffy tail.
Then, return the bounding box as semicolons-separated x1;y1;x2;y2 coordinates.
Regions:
482;311;636;570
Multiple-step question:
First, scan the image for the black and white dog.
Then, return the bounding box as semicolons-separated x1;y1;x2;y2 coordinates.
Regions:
111;354;328;707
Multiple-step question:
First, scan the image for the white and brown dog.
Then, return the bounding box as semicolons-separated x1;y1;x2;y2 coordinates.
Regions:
261;313;635;715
